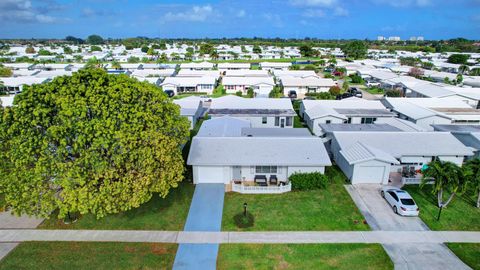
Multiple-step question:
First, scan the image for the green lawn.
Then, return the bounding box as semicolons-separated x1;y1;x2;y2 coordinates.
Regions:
403;185;480;231
0;242;177;270
217;244;393;270
222;166;369;231
293;116;305;128
447;243;480;270
366;87;384;95
39;182;194;230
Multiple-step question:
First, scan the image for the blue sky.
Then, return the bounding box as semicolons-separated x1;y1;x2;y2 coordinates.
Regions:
0;0;479;40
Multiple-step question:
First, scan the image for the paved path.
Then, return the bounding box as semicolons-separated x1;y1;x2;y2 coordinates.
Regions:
173;184;225;270
0;211;44;260
0;230;479;244
346;184;471;270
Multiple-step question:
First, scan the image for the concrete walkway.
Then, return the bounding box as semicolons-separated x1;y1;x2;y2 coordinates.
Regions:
173;184;225;270
0;211;44;261
0;230;479;244
346;184;471;270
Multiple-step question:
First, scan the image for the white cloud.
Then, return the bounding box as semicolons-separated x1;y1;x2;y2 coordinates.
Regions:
333;7;349;16
162;5;213;22
0;0;60;23
263;13;284;28
372;0;432;7
290;0;337;7
303;9;326;18
236;9;246;18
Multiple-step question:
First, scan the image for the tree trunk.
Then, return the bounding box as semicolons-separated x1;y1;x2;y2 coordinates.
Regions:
477;191;480;208
437;189;443;208
442;192;456;208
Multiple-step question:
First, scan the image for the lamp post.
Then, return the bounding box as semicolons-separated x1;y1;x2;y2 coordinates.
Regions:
243;202;248;217
437;204;443;221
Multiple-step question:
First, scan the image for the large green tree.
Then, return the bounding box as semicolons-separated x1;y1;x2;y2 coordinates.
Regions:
342;41;367;59
0;69;189;219
447;54;469;65
86;34;104;45
421;160;467;208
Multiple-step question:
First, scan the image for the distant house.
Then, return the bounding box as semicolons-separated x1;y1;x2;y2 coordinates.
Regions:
260;62;292;71
176;70;220;78
160;76;216;95
331;132;473;184
180;61;215;70
217;63;251;71
209;95;296;128
187;117;331;192
300;98;396;136
0;77;49;93
222;76;275;97
432;124;480;159
223;70;270;77
173;96;204;129
280;76;336;96
273;70;319;78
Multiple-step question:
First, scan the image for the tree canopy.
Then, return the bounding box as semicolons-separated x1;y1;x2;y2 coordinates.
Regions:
447;54;469;65
0;69;190;219
342;41;368;59
299;44;317;57
86;34;104;45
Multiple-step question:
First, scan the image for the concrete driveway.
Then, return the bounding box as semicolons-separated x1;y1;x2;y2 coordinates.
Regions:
346;184;470;270
173;184;225;270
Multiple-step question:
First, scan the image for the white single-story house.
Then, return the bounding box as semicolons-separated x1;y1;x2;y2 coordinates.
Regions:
160;76;216;95
260;62;292;71
273;70;319;78
131;69;176;78
300;98;396;136
217;63;251;71
180;61;215;70
223;69;270;77
188;117;332;191
280;76;336;96
209;95;296;128
0;77;49;93
176;70;220;78
383;97;480;129
0;95;15;107
331;132;474;184
222;76;275;97
432;124;480;159
173;96;204;129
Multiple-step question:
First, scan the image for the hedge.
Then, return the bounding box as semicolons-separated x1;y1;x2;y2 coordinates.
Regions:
289;172;329;191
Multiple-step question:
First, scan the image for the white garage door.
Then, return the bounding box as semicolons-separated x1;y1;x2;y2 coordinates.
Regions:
353;166;386;184
197;166;225;184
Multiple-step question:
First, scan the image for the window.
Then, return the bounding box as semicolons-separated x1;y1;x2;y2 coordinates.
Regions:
347;118;352;124
262;117;267;124
326;120;331;124
361;117;377;124
255;166;277;173
275;117;280;126
286;117;292;126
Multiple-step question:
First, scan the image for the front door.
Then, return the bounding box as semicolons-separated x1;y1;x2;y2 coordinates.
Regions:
232;166;242;181
280;118;285;128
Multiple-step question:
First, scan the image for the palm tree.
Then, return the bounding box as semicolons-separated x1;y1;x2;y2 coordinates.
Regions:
463;158;480;208
421;160;467;208
111;61;122;70
459;65;469;75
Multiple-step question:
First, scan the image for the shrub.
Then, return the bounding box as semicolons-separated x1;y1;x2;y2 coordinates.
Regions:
349;74;363;84
324;73;334;79
235;91;243;97
305;92;334;100
329;86;342;96
233;212;254;228
247;88;254;98
289;172;329;191
385;89;401;97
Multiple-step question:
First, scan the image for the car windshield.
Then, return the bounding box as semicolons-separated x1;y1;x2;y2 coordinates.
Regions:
401;199;415;206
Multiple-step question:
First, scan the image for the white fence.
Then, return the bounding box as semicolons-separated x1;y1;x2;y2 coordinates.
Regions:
402;177;434;185
232;183;292;194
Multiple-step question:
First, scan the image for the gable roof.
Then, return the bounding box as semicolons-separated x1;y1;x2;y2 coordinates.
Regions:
340;141;399;165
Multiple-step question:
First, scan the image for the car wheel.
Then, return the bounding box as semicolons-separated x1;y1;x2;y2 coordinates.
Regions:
381;191;385;198
393;206;398;214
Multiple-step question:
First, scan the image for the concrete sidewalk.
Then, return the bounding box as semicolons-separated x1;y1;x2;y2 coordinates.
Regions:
0;230;479;244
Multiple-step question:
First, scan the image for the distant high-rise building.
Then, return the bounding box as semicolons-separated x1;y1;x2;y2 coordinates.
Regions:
409;36;417;41
388;36;401;41
377;36;385;41
409;36;424;41
417;36;424;41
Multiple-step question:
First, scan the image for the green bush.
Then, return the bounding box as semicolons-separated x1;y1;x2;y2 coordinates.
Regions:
233;212;254;228
289;172;329;191
385;89;401;97
324;73;334;79
247;88;254;98
349;74;363;84
305;92;334;100
235;91;243;97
